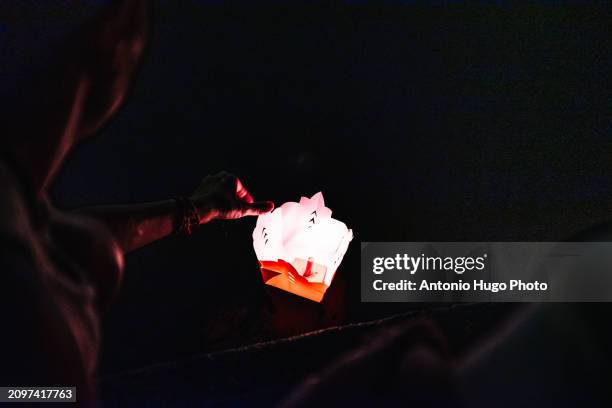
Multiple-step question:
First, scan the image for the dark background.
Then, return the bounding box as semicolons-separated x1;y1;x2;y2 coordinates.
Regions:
3;1;612;380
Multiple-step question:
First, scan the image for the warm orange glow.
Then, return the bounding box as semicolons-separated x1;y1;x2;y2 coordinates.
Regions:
259;260;329;302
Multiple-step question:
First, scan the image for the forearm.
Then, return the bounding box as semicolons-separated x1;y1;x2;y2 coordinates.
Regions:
75;200;179;253
74;172;273;254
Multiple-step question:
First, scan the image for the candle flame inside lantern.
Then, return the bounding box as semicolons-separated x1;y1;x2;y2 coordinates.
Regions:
252;192;353;302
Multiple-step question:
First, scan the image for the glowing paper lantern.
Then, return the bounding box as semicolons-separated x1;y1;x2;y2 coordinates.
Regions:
252;192;353;302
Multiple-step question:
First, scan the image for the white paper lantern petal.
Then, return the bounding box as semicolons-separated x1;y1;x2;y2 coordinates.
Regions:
252;192;353;302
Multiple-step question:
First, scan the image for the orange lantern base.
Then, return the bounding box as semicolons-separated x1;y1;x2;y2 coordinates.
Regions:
259;260;329;303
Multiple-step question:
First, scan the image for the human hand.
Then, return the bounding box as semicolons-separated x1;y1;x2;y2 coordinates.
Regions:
191;171;274;224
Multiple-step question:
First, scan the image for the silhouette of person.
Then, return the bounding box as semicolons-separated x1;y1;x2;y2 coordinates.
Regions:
0;1;273;405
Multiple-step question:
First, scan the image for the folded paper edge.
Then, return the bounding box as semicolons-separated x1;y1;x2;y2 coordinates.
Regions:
259;261;328;303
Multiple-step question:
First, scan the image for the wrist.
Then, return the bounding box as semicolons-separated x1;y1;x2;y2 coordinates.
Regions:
173;196;199;235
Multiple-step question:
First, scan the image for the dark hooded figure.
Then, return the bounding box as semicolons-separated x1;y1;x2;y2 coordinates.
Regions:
0;1;272;405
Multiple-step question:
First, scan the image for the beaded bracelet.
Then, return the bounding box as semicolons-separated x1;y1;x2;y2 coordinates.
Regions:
173;196;200;235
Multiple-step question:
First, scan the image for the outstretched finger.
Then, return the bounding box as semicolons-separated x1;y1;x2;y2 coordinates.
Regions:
243;201;275;216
